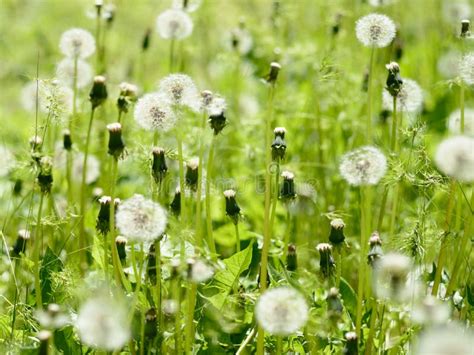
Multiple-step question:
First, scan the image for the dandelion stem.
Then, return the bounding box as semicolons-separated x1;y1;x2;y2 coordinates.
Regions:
270;160;280;248
184;283;197;354
257;83;275;355
172;274;182;354
364;298;378;355
195;113;207;248
205;136;217;257
177;133;186;225
276;336;283;355
33;193;44;309
169;39;175;73
367;47;376;143
432;179;456;296
234;222;241;252
79;107;96;269
390;97;398;151
109;157;122;286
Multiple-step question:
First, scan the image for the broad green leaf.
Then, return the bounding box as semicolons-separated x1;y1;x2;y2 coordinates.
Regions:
339;277;357;320
40;246;63;305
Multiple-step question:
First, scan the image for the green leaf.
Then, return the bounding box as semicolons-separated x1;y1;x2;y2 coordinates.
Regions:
339;277;357;320
207;242;253;310
54;326;82;355
40;246;63;304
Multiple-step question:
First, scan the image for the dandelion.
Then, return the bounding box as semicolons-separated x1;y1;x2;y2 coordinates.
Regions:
20;80;73;116
117;82;138;114
158;74;199;111
172;0;202;12
382;78;423;113
229;25;253;55
434;135;474;182
156;9;193;40
188;259;214;283
286;244;297;271
185;157;199;190
75;293;130;350
116;194;167;243
437;50;461;79
328;218;346;245
280;171;296;200
151;147;168;184
224;189;241;223
460;52;474;85
355;13;396;48
59;28;96;59
56;58;93;89
317;243;335;277
447;108;474;136
272;127;287;161
134;93;176;132
442;1;471;23
11;229;30;256
414;323;474;355
0;146;14;177
255;287;308;336
411;295;450;325
367;232;383;266
373;252;412;302
35;303;70;329
72;153;100;185
339;146;387;186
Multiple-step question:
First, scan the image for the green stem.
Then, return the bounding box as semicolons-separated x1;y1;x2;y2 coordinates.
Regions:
367;47;376;143
390;97;397;152
33;193;45;309
109;157;122;286
155;239;163;348
173;275;182;354
169;39;175;73
195;113;207;248
205;136;217;257
78;107;96;269
177;134;186;225
283;208;290;260
460;84;465;134
276;336;283;355
364;298;378;355
257;84;275;355
72;56;78;123
432;180;456;296
388;184;401;238
269;161;280;243
184;283;197;354
234;223;241;252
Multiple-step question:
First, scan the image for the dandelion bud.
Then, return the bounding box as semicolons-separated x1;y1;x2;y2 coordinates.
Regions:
223;189;241;225
115;236;127;262
147;244;157;284
103;4;115;25
29;135;43;152
13;179;23;196
266;62;282;84
170;187;181;215
37;330;52;355
394;37;404;60
317;243;335;277
107;123;125;159
329;218;346;246
89;75;108;109
12;229;30;257
144;308;158;340
117;82;138;114
95;0;103;15
271;127;287;161
368;232;383;266
185;158;199;191
280;171;296;201
142;28;152;52
343;332;358;355
286;243;297;271
96;196;120;235
332;13;342;36
62;129;72;151
151;147;168;184
326;287;343;320
385;62;403;97
209;110;227;135
460;19;471;38
37;156;53;194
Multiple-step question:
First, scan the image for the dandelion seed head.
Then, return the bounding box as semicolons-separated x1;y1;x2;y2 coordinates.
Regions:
435;135;474;182
411;295;450;325
35;303;70;329
56;58;93;89
59;28;96;59
443;1;471;23
460;52;474;85
447;108;474;136
437;50;461;79
116;194;167;243
414;323;474;355
374;253;412;302
382;78;423;113
0;146;14;177
158;74;199;111
72;153;100;185
355;13;396;48
229;26;253;55
255;287;308;336
189;259;214;283
339;146;387;186
134;93;176;132
156;9;193;40
75;294;130;350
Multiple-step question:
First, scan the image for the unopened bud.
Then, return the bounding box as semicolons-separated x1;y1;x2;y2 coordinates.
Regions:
266;62;281;84
152;147;168;184
12;229;30;257
317;243;335;277
271;127;287;161
209;111;226;135
37;156;53;193
63;129;72;151
286;243;297;271
326;287;343;320
385;62;403;97
96;196;120;235
117;82;138;114
329;218;346;245
37;330;51;355
142;28;152;52
280;171;296;200
223;189;241;224
13;179;23;196
89;75;108;109
170;187;181;215
115;236;127;262
107;123;125;158
343;332;358;355
147;243;157;284
144;308;158;340
368;232;383;266
461;20;471;38
185;158;199;191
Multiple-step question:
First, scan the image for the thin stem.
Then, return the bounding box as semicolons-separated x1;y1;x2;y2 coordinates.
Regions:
205;136;217;257
388;184;401;238
95;10;102;72
177;134;186;226
173;275;182;354
390;97;398;152
72;56;78;124
109;157;122;286
283;208;290;260
460;84;465;134
33;193;45;309
366;47;376;143
155;239;163;349
235;327;256;355
432;179;456;296
234;223;241;252
195;113;207;248
269;161;280;243
169;39;175;73
364;298;378;355
276;336;283;355
78;107;96;269
184;283;197;354
257;84;275;355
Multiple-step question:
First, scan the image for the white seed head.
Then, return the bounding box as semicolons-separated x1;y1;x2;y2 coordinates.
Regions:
435;135;474;182
411;295;450;325
460;52;474;85
0;146;14;177
21;80;73;117
134;93;177;132
437;50;461;79
255;287;308;336
116;194;167;243
442;1;472;23
75;294;130;350
382;78;423;113
447;108;474;136
72;153;100;185
339;146;387;186
205;95;227;116
373;253;412;302
59;28;96;59
158;74;199;111
223;189;236;198
355;13;396;48
229;27;253;55
156;9;193;40
190;260;214;283
414;323;474;355
35;304;70;329
56;58;93;89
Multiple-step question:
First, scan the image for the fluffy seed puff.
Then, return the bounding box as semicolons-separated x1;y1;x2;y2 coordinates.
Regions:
59;28;96;58
56;58;93;89
382;78;423;114
115;194;167;243
158;74;199;111
460;52;474;85
156;9;193;40
355;13;396;48
255;287;309;336
134;93;177;132
435;135;474;182
373;252;412;302
447;108;474;136
339;146;387;186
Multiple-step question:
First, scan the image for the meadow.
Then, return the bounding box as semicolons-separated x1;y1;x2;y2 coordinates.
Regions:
0;0;473;353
